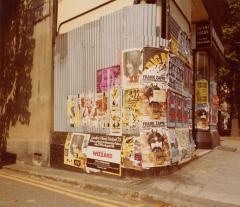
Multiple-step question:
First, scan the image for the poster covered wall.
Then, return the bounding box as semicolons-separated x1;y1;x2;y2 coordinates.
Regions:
63;47;196;174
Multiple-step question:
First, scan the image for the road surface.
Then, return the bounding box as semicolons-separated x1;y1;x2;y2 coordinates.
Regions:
0;169;162;207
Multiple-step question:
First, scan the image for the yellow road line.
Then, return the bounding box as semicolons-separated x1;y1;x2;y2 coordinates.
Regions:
0;170;137;207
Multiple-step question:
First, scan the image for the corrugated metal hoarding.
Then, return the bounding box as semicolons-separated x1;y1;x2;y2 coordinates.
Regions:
54;4;169;132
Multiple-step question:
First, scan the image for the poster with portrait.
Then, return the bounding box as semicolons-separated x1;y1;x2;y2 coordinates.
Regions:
168;129;179;163
86;135;123;176
139;82;167;127
81;94;98;130
168;56;184;94
176;94;183;128
141;47;169;83
123;88;140;135
64;133;90;169
109;86;122;136
167;90;176;128
122;49;143;87
175;128;191;163
121;136;142;170
141;128;171;168
195;104;209;130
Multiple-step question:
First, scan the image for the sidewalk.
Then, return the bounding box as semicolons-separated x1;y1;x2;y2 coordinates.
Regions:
2;138;240;207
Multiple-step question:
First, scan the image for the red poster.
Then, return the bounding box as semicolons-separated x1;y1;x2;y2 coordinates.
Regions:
167;90;176;128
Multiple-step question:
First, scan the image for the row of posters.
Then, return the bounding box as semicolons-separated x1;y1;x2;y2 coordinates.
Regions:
64;131;196;175
64;133;122;176
167;90;192;129
64;47;196;173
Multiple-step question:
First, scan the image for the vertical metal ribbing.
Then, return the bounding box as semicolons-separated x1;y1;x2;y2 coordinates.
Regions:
55;4;171;132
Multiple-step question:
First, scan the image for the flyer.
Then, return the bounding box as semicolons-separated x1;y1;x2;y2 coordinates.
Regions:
86;135;123;176
122;49;143;87
121;136;142;170
81;94;98;130
96;92;109;129
175;128;191;163
64;133;90;169
122;88;140;135
168;129;179;164
109;86;122;136
141;128;171;168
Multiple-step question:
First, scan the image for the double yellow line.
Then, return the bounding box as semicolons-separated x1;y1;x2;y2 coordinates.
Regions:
0;170;138;207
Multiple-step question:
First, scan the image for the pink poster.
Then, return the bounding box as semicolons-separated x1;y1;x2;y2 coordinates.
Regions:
109;65;121;87
97;68;108;93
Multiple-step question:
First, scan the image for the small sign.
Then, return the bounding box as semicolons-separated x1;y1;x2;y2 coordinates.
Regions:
86;135;123;176
196;21;211;49
195;79;209;104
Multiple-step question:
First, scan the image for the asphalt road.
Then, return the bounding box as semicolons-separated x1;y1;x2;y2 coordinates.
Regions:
0;169;143;207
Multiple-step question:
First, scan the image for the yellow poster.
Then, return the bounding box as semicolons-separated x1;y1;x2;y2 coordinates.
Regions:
109;86;122;136
123;88;140;134
195;80;208;104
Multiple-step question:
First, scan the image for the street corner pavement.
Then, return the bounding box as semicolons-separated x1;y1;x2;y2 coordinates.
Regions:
2;138;240;207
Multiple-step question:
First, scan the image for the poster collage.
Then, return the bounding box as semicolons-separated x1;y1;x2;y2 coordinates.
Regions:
64;46;196;175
